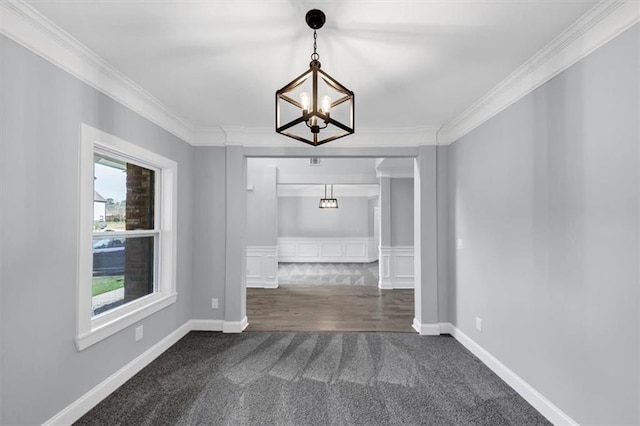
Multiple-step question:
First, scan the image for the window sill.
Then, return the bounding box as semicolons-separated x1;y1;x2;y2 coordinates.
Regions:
76;292;178;351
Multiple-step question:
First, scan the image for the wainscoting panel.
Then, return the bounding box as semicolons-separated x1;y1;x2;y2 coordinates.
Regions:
320;243;343;257
278;243;296;258
278;237;377;263
298;243;319;258
246;246;278;288
379;246;415;289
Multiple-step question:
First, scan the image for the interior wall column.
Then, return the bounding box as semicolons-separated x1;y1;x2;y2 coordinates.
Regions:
224;146;248;331
413;145;439;334
246;163;279;288
378;177;391;287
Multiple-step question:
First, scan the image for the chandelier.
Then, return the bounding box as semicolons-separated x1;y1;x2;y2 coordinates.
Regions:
276;9;355;146
319;184;338;209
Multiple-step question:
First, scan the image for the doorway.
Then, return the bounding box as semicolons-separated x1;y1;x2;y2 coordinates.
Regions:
244;155;415;332
221;145;439;335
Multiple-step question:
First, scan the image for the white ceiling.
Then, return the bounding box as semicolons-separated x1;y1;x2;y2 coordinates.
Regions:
24;0;599;137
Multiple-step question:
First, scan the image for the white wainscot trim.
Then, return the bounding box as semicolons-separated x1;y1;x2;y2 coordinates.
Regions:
246;246;278;288
439;323;579;426
278;237;378;263
379;246;414;289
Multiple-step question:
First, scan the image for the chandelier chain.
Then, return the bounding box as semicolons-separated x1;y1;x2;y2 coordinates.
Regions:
311;30;320;61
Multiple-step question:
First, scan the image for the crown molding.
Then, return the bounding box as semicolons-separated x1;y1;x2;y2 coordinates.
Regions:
191;127;227;146
438;0;640;145
0;0;436;150
223;126;438;147
0;0;198;145
3;0;637;149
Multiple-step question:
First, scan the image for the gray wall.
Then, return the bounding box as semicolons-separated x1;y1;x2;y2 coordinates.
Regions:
390;178;414;246
437;147;450;323
0;36;195;424
191;147;226;320
224;147;247;323
246;162;278;246
0;103;4;423
250;157;378;184
367;198;377;237
3;14;636;426
278;197;370;238
447;24;639;425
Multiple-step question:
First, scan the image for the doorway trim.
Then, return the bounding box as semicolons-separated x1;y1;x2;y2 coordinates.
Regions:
224;146;441;335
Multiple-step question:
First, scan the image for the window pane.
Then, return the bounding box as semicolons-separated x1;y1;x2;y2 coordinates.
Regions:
92;235;155;316
126;162;155;230
94;155;155;232
94;155;126;231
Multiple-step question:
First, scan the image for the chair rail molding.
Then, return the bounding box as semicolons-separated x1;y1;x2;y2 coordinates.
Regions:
246;246;278;288
379;246;415;289
278;237;377;263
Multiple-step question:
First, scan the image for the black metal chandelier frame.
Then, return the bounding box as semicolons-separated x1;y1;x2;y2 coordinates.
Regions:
276;9;355;146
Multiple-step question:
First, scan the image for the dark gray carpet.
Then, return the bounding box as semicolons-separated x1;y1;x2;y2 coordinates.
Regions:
278;262;379;286
76;332;550;425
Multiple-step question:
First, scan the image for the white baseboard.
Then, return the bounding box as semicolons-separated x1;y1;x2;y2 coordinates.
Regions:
438;322;454;335
246;281;279;289
45;316;574;426
442;322;578;426
379;282;414;290
222;316;249;333
190;319;224;331
44;317;252;424
412;318;440;335
192;318;249;333
44;321;192;425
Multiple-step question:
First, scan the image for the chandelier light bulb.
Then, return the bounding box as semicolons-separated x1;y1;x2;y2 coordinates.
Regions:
300;92;310;113
320;95;331;114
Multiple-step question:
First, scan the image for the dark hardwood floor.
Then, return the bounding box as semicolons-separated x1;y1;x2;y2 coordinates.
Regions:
247;285;415;333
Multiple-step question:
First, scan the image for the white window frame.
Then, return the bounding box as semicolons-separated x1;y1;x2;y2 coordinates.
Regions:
76;124;177;351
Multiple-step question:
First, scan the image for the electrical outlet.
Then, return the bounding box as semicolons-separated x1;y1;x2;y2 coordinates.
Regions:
475;317;482;332
457;238;463;249
135;325;144;341
211;298;219;309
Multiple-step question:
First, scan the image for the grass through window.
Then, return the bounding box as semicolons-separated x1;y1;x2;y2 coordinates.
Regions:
92;276;124;297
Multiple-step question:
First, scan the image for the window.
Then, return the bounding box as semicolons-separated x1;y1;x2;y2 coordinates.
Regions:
77;124;177;350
